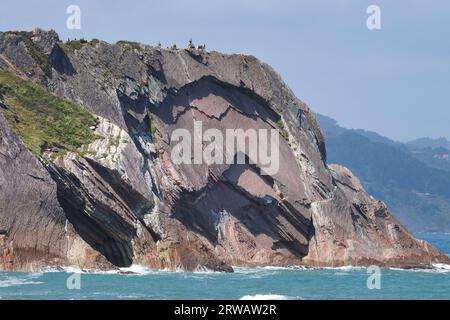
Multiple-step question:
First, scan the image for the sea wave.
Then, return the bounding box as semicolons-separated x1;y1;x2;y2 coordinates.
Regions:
260;266;308;271
41;264;156;275
322;265;366;271
17;262;450;276
41;264;221;275
232;265;368;276
432;263;450;269
42;265;83;273
431;263;450;273
0;274;44;288
117;265;155;275
232;265;307;274
389;263;450;273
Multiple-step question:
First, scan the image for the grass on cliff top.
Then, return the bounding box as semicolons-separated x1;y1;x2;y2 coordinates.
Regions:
116;40;142;51
58;38;89;54
0;71;97;158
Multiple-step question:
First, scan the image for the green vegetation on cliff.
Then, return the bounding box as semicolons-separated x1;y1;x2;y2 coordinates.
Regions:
0;71;97;157
276;119;289;141
59;38;89;53
116;40;141;50
6;31;49;74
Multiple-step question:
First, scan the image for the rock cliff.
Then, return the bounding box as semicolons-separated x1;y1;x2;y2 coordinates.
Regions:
0;29;448;271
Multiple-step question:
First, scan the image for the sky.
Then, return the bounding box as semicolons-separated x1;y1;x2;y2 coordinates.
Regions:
1;0;449;142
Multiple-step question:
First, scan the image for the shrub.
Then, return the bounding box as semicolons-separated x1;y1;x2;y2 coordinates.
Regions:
276;119;289;141
116;40;141;50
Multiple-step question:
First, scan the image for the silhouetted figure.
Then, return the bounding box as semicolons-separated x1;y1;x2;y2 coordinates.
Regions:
296;109;304;125
188;39;195;49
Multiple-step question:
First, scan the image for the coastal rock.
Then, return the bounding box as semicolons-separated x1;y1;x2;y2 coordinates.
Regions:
303;165;447;267
0;30;448;271
0;113;111;271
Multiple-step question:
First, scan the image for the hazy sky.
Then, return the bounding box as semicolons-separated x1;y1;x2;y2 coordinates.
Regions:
1;0;449;141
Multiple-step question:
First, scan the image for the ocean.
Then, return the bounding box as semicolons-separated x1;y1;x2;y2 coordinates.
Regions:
0;233;449;300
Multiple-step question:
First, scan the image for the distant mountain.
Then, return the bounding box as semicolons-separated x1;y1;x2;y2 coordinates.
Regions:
313;114;346;139
406;137;450;150
317;114;403;148
405;138;450;173
316;113;450;233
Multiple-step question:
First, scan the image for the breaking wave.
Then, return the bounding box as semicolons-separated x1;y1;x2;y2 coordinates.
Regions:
321;266;366;271
389;263;450;273
42;264;155;275
432;263;450;270
232;266;307;274
24;262;450;276
41;264;219;275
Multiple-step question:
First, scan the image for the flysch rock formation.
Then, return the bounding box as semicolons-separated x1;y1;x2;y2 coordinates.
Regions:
0;29;448;272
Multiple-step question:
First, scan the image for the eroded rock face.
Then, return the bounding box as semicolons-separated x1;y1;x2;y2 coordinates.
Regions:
0;29;448;271
0;113;111;271
304;165;446;267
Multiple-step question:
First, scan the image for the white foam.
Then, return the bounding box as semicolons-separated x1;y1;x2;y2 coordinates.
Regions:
261;266;307;271
0;275;44;288
235;265;366;273
41;264;155;275
42;265;84;273
322;265;366;271
334;272;350;276
118;264;154;275
62;266;84;273
232;266;307;274
96;264;217;275
389;264;450;273
192;265;217;273
432;263;450;270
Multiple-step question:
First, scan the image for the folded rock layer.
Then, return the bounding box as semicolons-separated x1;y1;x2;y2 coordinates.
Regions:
0;29;448;271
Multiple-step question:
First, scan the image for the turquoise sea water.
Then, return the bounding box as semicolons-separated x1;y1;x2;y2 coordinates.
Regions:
0;233;449;300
